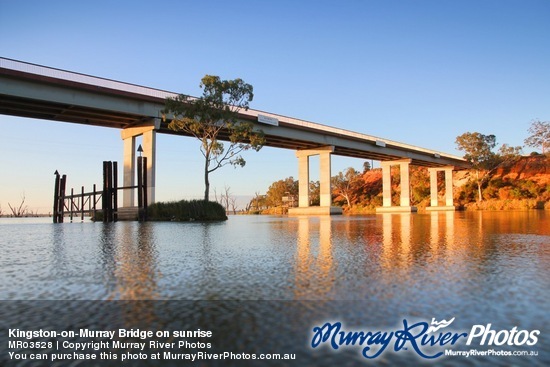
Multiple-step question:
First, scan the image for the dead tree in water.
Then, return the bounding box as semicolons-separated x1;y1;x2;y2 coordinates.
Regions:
8;194;28;217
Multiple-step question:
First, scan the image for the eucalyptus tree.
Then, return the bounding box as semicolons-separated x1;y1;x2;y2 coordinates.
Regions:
332;167;361;208
524;119;549;154
455;132;498;202
163;75;265;201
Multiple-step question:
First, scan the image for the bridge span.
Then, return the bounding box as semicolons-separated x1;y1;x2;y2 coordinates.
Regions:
0;57;468;214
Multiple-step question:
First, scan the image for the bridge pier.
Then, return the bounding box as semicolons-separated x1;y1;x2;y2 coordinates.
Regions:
288;146;342;215
426;166;456;211
376;159;417;213
120;119;159;208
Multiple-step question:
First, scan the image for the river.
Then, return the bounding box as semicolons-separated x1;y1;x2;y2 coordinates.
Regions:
1;211;548;366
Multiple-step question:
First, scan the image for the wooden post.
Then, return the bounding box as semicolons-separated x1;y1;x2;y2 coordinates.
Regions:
113;161;118;222
53;171;60;223
59;175;66;223
70;188;74;222
102;161;106;222
53;161;124;223
137;156;143;221
93;183;97;221
102;161;109;223
81;186;85;222
142;156;148;221
107;161;113;222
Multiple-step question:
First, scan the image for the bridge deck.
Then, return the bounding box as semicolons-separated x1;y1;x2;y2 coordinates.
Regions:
0;57;468;168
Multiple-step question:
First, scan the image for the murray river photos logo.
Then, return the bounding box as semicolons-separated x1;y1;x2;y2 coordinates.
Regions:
311;317;540;360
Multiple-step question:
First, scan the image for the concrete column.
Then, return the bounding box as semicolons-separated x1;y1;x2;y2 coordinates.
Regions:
142;129;156;204
399;161;411;207
297;154;310;208
427;166;455;211
376;159;415;213
429;168;438;207
319;150;332;207
289;146;341;215
120;119;160;207
381;162;392;207
122;136;136;207
444;167;454;206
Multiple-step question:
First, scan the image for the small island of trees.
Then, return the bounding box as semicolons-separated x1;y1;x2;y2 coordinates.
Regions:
148;74;265;221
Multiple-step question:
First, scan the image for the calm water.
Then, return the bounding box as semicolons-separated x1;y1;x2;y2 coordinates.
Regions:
1;211;549;366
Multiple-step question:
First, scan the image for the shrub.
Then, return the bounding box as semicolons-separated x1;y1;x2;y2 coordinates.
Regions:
147;200;227;221
465;199;541;210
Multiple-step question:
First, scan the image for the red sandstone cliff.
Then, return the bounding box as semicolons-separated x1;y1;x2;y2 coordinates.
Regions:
494;155;550;185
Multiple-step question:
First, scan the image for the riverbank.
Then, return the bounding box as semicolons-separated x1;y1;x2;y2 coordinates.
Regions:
462;198;548;210
339;199;549;214
259;198;549;215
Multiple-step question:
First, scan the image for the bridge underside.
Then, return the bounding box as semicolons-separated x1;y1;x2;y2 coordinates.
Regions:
1;92;449;166
0;69;467;168
0;94;144;129
1;60;469;215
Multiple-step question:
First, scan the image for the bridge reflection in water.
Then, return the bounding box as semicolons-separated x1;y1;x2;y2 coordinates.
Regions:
1;213;547;366
36;212;547;304
290;212;459;299
294;217;335;299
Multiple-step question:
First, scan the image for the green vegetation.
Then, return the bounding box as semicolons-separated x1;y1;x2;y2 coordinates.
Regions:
330;165;435;211
162;75;265;202
147;200;227;221
455;154;550;209
455;132;499;202
249;125;549;213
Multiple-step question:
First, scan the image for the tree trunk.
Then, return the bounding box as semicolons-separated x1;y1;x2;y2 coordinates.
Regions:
204;174;210;202
345;194;351;208
204;160;210;202
476;170;482;202
477;182;482;202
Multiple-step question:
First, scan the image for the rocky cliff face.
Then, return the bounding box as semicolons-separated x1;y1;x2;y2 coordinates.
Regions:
494;155;550;185
453;154;549;209
334;155;549;212
455;155;549;186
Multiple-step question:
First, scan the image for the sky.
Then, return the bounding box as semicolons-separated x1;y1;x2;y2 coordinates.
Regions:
1;0;549;213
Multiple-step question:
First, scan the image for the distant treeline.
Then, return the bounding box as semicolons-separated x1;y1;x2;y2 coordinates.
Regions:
248;153;549;213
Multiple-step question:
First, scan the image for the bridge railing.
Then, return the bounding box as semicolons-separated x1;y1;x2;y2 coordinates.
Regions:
1;57;176;100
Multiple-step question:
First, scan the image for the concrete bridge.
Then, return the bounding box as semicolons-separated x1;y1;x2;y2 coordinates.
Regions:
0;57;469;214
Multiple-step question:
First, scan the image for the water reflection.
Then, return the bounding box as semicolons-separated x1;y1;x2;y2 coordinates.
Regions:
381;213;412;269
428;211;455;262
1;213;548;366
197;223;220;300
294;217;334;299
1;212;548;317
288;212;481;301
99;223;160;301
50;222;67;275
99;223;118;291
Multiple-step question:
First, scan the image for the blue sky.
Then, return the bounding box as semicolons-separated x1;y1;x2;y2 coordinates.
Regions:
1;0;549;213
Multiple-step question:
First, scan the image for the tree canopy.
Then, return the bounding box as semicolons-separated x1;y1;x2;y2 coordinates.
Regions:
331;167;361;208
524;119;549;154
163;75;265;201
455;132;497;169
455;132;500;202
265;177;298;208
